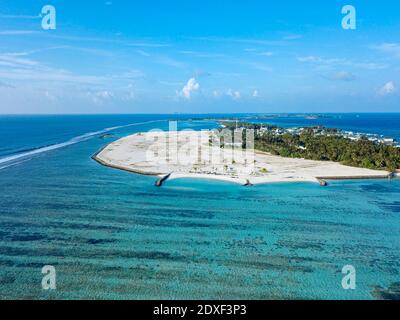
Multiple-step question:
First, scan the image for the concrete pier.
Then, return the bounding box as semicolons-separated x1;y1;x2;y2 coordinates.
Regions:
155;173;172;187
316;174;393;181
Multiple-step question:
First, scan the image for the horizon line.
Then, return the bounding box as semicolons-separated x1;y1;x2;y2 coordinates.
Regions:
2;112;400;116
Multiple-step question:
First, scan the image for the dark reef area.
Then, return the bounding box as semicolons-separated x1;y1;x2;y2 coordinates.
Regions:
372;282;400;300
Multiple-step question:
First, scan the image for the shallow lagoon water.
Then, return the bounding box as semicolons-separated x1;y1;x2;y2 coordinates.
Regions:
0;116;399;299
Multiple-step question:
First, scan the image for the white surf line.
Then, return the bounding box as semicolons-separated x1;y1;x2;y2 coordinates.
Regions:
0;158;32;170
0;119;167;168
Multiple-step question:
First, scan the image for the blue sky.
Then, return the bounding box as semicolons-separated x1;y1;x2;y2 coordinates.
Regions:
0;0;399;114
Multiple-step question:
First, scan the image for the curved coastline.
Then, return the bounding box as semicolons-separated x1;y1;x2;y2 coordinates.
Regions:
93;131;396;186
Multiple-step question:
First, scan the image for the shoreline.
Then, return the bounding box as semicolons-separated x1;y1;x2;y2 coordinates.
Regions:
93;131;396;186
93;155;397;186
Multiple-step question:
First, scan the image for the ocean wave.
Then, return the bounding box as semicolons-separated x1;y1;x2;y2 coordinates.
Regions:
0;159;31;170
0;119;165;168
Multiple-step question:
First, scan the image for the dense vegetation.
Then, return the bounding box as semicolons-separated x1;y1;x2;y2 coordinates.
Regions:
220;122;400;172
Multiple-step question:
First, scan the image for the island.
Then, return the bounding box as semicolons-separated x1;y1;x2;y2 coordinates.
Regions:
220;121;400;171
93;126;397;186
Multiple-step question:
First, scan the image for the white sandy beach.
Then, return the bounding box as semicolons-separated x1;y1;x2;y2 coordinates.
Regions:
95;131;391;185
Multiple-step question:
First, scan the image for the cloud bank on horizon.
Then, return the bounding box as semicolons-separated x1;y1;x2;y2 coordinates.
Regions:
0;0;399;114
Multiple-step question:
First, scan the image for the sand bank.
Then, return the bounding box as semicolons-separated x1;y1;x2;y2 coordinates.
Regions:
94;131;392;185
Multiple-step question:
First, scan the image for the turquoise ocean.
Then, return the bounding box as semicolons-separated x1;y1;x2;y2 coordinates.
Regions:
0;114;399;300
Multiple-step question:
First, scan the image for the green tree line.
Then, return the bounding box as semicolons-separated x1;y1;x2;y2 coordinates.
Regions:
220;122;400;171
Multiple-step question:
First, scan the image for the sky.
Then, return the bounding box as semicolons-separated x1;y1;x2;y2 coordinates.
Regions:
0;0;399;114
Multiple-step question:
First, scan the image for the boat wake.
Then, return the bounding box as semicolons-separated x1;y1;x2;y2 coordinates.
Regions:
0;120;165;169
0;159;32;170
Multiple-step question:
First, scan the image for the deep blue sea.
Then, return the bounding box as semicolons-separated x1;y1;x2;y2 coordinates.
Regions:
0;113;399;300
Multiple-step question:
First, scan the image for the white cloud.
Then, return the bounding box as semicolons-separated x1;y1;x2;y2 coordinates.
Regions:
258;51;274;57
213;89;242;100
156;56;186;68
283;34;303;41
227;89;241;100
373;43;400;58
252;90;259;97
44;90;57;101
0;14;41;20
136;49;150;57
323;71;356;81
297;56;342;64
96;90;114;99
353;62;387;70
0;30;37;35
246;62;272;72
0;53;39;67
297;56;386;70
86;90;115;105
212;90;220;97
379;81;396;96
178;78;200;99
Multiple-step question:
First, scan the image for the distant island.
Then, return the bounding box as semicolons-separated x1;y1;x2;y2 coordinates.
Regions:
250;114;333;120
180;114;333;122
